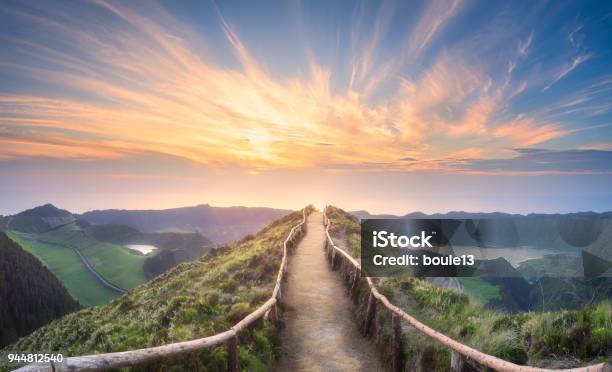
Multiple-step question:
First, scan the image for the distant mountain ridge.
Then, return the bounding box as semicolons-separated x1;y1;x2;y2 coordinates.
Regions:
0;203;292;306
330;206;612;312
352;209;612;260
80;204;292;243
6;204;75;233
1;203;293;243
352;210;612;219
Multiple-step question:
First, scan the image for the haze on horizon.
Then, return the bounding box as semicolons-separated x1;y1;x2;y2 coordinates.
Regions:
1;0;611;216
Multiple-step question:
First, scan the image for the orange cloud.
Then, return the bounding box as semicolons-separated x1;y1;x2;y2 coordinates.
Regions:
494;118;568;146
0;1;572;172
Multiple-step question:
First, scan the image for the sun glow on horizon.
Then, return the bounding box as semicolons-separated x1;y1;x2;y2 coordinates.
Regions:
1;0;611;215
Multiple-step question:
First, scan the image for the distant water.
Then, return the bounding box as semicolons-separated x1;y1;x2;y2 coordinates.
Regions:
125;244;158;255
452;246;580;267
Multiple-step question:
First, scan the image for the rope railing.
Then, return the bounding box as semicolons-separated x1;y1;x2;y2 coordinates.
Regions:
16;208;309;372
323;207;611;372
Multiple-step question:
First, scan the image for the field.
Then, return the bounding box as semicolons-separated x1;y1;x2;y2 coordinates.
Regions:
7;223;148;307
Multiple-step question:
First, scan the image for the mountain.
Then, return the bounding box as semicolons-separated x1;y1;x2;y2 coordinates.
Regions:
80;204;292;243
352;209;612;253
6;204;76;233
353;209;612;221
350;210;402;219
347;207;612;311
0;232;80;347
5;210;307;370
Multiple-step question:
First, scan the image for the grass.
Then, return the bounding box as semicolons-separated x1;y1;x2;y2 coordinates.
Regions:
458;277;502;305
517;254;580;279
326;205;612;369
7;231;119;307
7;223;148;307
37;223;148;289
5;209;307;371
325;206;361;257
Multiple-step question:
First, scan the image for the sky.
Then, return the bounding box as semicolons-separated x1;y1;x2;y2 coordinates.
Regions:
1;0;612;215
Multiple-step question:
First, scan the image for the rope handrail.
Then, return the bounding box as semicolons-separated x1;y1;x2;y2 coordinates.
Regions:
323;207;611;372
17;208;309;372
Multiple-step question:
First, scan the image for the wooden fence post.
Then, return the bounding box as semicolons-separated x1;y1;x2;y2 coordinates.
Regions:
392;315;403;372
227;335;238;372
450;350;465;372
350;268;360;297
362;292;377;336
331;250;336;269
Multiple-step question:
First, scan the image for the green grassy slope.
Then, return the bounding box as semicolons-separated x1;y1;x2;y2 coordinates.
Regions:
6;209;306;371
7;223;148;307
7;231;118;307
457;277;502;304
327;206;612;369
37;223;148;289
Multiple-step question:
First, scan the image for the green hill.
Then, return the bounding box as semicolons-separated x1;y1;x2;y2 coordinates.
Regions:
7;222;148;306
0;232;79;347
327;205;612;369
39;223;148;289
6;207;216;306
6;209;306;370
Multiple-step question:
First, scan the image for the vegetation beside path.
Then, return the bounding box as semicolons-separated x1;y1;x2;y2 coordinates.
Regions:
326;205;612;370
6;209;307;371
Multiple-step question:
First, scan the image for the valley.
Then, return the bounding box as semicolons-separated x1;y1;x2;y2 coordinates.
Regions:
5;209;307;371
7;224;148;306
1;203;291;308
1;205;610;371
7;230;121;307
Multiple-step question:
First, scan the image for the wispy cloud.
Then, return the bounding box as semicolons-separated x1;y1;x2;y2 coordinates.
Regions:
544;53;592;91
517;32;533;56
409;0;462;55
568;23;584;48
493;117;569;146
0;0;605;174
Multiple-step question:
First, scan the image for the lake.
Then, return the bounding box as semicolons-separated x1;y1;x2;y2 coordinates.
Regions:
125;244;158;255
452;246;580;267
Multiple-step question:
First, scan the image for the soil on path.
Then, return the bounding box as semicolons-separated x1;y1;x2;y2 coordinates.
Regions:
275;211;384;371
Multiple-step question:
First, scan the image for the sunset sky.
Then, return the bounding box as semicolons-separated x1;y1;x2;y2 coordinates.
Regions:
1;0;612;215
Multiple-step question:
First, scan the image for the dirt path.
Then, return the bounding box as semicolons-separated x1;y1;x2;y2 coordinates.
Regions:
275;211;384;371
